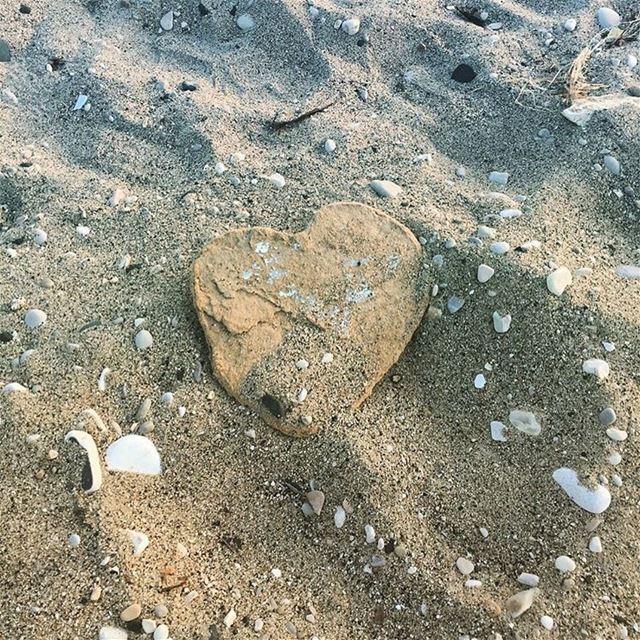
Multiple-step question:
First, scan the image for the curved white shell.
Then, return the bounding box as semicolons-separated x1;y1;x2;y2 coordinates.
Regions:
552;467;611;514
106;435;161;475
65;429;103;493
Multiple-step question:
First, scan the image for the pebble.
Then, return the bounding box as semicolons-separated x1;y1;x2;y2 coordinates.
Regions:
271;568;282;579
236;13;255;30
254;619;264;632
465;579;482;588
297;388;308;403
611;474;622;487
120;603;142;622
3;382;28;394
106;434;161;475
451;63;477;83
334;505;346;528
616;265;640;279
602;341;615;353
517;572;540;587
99;628;127;640
456;166;466;178
492;311;511;333
68;533;81;547
553;467;611;513
490;421;507;442
137;397;151;421
33;228;48;246
296;359;309;370
154;604;169;618
90;584;102;601
324;138;336;153
474;374;486;389
478;264;495;283
19;3;31;13
24;308;47;329
596;7;621;29
142;620;156;634
546;267;572;295
341;17;360;35
306;490;325;515
369;179;402;198
540;615;554;630
126;530;149;556
555;555;576;572
153;625;169;640
608;452;622;465
134;329;153;350
628;54;638;68
603;155;621;175
589;536;603;553
477;225;496;239
160;10;174;30
564;18;577;31
488;171;509;186
72;94;88;110
321;352;333;364
0;38;11;62
76;225;90;237
509;410;541;436
447;296;464;314
505;588;538;618
160;392;174;407
489;241;510;255
365;524;376;544
456;557;474;575
582;358;609;380
500;208;522;219
223;609;237;628
606;427;628;442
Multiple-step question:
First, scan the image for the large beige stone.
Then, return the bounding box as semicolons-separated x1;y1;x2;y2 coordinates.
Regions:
192;201;429;436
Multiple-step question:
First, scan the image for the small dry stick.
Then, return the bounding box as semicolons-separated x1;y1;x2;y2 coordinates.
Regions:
269;95;340;130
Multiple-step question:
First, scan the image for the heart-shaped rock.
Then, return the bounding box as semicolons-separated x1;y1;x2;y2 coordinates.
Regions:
192;201;429;436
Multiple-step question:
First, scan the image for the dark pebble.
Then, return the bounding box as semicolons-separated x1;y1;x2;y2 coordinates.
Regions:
19;3;31;13
179;81;197;91
628;86;640;97
624;185;635;198
0;39;11;63
0;330;14;343
452;63;476;83
198;2;210;16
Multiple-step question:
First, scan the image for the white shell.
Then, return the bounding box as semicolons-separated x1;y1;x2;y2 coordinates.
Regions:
552;467;611;514
126;529;149;557
509;410;541;436
65;430;103;493
106;435;161;475
99;627;127;640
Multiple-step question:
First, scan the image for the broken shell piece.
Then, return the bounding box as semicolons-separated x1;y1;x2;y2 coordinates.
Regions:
2;382;28;394
306;490;325;515
64;430;103;493
106;435;161;475
126;530;149;557
552;467;611;514
505;588;538;618
78;408;108;433
509;410;541;436
490;420;507;442
98;367;112;391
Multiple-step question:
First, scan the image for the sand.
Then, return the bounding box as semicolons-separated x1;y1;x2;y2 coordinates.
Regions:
1;0;640;638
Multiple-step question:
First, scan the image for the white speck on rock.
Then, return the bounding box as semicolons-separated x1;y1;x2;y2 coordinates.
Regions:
552;467;611;513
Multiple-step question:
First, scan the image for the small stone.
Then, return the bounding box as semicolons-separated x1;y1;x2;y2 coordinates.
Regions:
517;572;539;587
324;138;336;153
254;619;264;632
492;311;511;333
609;452;622;465
120;603;142;622
271;567;282;578
142;620;157;634
25;308;47;329
465;579;482;588
236;13;255;30
109;188;126;206
369;179;402;198
546;267;572;295
296;359;309;370
555;555;576;572
456;557;474;575
223;609;237;628
153;625;169;640
489;241;510;255
616;265;640;279
451;64;477;83
334;505;346;528
596;7;621;29
628;86;640;98
365;524;376;544
99;628;127;640
341;17;360;35
214;161;226;174
160;10;174;30
154;604;169;618
306;490;325;515
90;585;102;601
321;352;333;364
540;615;554;630
490;421;507;442
505;588;538;618
456;166;466;178
19;3;32;14
68;533;81;547
478;264;495;283
606;427;628;442
0;39;11;63
477;225;496;239
179;80;197;91
268;173;286;189
603;155;621;175
564;18;577;31
447;296;464;314
589;536;603;553
33;228;48;246
509;410;541;436
602;341;616;352
582;358;609;380
134;329;153;350
488;171;509;186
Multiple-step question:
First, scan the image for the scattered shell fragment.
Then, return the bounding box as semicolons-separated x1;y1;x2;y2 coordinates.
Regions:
64;430;103;493
306;490;325;515
105;435;161;475
490;421;507;442
509;410;541;436
546;267;572;295
552;467;611;514
126;529;149;557
505;588;538;618
98;367;112;391
582;358;609;380
369;179;402;198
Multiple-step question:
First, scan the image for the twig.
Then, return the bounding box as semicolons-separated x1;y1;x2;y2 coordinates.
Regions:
269;95;340;130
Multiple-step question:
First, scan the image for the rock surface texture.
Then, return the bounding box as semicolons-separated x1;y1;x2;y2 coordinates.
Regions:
193;202;429;435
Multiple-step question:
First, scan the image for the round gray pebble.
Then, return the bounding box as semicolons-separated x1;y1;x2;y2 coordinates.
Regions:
599;407;616;426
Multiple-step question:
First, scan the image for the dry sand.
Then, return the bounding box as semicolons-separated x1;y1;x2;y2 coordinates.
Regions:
1;0;640;638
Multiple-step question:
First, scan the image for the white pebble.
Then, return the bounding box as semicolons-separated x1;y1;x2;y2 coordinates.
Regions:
474;374;486;389
490;421;507;442
564;18;577;31
546;267;572;295
76;225;90;237
99;628;127;640
160;10;173;30
24;308;47;329
492;311;511;333
236;13;255;30
268;173;286;189
488;171;509;185
68;533;81;547
153;625;169;640
606;428;627;442
214;161;226;174
134;329;153;350
500;208;522;219
582;358;609;380
334;506;346;528
324;138;336;153
341;17;360;35
589;536;603;553
271;568;282;578
223;609;237;628
369;179;402;198
509;410;541;436
517;572;540;587
603;155;621;175
97;367;111;392
477;264;495;283
456;557;474;575
602;341;615;352
142;620;156;634
33;228;48;246
616;265;640;280
553;467;611;513
608;452;622;465
540;615;554;630
321;352;333;364
296;359;309;370
160;392;174;406
479;527;489;538
596;7;621;29
297;388;308;403
365;524;376;544
2;382;28;394
465;579;482;588
555;555;576;572
126;530;149;557
489;241;510;255
477;225;496;239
